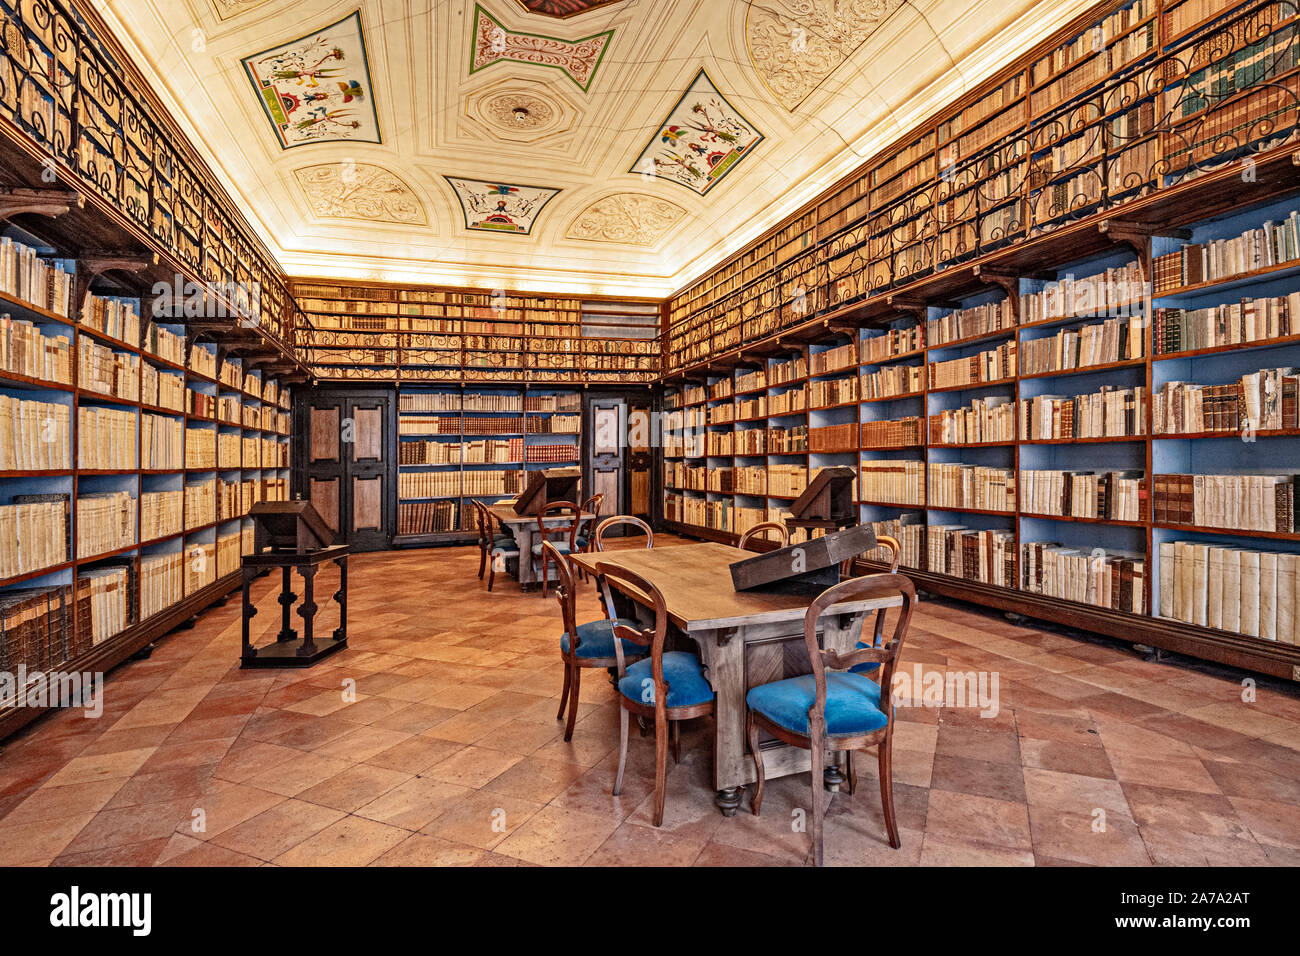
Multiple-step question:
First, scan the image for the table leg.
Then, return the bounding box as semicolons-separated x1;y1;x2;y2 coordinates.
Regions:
241;566;256;660
297;563;318;657
276;565;296;643
715;787;744;816
517;528;535;586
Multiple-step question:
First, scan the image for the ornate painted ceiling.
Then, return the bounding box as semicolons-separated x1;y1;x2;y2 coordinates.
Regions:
96;0;1094;297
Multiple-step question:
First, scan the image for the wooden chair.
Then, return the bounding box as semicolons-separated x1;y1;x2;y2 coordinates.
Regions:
480;501;519;593
746;573;917;865
471;499;512;581
596;561;715;827
593;514;654;552
570;493;605;582
738;521;789;551
531;500;580;598
543;541;646;741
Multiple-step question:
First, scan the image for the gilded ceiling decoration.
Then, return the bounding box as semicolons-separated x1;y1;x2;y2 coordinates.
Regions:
294;163;426;224
747;0;906;111
241;10;380;148
566;193;687;246
445;177;561;235
468;83;577;144
630;69;764;197
512;0;625;18
470;5;614;92
209;0;272;20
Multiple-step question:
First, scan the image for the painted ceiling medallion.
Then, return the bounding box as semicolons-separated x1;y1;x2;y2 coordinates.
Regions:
470;5;613;92
294;164;426;224
747;0;905;111
630;69;764;197
566;193;687;246
242;11;380;148
512;0;624;18
445;177;560;235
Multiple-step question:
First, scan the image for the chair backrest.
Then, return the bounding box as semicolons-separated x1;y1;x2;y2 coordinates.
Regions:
541;541;577;642
537;500;580;549
593;515;654;552
575;494;605;544
801;573;916;734
839;533;900;576
738;521;789;551
594;561;669;701
471;500;490;546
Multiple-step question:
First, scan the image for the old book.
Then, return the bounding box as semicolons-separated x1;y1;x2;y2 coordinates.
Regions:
1222;549;1242;633
1240;550;1261;638
1190;543;1208;627
1279;553;1297;646
1174;541;1194;623
1207;547;1226;629
1259;551;1278;641
1159;541;1174;618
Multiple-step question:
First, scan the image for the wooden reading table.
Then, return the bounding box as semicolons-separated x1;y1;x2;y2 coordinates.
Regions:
569;542;902;815
487;502;594;588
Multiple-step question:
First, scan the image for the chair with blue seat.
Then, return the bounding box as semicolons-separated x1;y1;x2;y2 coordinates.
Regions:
531;500;580;598
746;572;916;866
544;541;645;742
472;499;515;581
597;561;714;828
593;514;654;552
844;535;900;680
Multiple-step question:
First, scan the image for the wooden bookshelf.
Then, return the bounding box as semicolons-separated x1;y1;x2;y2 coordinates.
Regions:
294;279;660;386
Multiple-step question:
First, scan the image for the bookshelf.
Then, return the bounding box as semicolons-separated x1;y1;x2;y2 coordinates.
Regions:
658;2;1300;681
0;212;297;740
395;385;583;544
293;280;660;386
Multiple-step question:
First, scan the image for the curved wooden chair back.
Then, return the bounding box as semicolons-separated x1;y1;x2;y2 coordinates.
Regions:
541;541;577;640
738;521;789;551
839;532;900;577
537;500;580;550
802;573;916;730
593;515;654;552
594;561;669;687
575;493;605;548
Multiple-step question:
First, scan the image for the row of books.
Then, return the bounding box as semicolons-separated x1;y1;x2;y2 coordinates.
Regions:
929;342;1017;389
929;396;1016;444
0;396;70;471
525;444;578;463
184;480;216;529
1153;472;1299;532
142;365;185;411
78;406;136;470
140;552;183;621
1020;316;1143;375
0;583;89;676
1020;469;1145;521
0;239;72;317
1021;385;1147;440
1154;367;1297;434
78;341;140;401
1020;262;1147;324
810;375;858;407
862;326;925;363
862;514;925;569
1154;292;1300;354
928;526;1017;587
79;566;128;645
928;300;1015;346
527;414;581;433
1153;213;1300;292
142;414;184;470
75;492;136;559
0;497;67;580
928;463;1017;511
397;500;460;535
0;316;72;384
82;295;140;344
1022;543;1146;613
1160;541;1298;643
859;460;926;505
862;416;925;448
810;342;859;376
141;490;184;543
863;363;925;399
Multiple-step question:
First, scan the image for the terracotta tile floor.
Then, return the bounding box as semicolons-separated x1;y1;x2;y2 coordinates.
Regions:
2;535;1299;867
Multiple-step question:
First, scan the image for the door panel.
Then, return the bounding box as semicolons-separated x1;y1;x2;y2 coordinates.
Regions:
297;387;394;552
588;399;624;520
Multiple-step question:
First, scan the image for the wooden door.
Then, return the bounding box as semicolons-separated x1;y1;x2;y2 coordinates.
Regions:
296;387;395;552
588;398;624;520
626;400;653;519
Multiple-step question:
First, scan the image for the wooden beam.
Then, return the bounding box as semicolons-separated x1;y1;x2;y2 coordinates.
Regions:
0;186;83;222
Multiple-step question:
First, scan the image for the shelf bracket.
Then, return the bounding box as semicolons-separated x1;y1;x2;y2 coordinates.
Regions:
0;186;83;222
971;265;1022;299
885;295;928;318
1098;219;1192;258
74;251;159;320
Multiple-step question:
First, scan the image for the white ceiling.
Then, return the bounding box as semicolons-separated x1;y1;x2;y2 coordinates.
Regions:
94;0;1093;297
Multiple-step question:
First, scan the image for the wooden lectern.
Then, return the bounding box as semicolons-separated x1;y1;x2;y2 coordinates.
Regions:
784;466;858;534
241;501;349;668
730;524;878;594
513;466;581;516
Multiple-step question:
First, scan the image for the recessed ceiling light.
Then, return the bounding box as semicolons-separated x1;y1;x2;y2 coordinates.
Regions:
512;107;530;124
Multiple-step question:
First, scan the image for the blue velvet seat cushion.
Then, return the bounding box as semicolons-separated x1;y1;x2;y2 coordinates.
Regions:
561;618;644;659
618;652;714;708
747;671;887;737
492;534;513;546
491;543;519;556
532;540;571;556
849;641;881;674
574;535;589;550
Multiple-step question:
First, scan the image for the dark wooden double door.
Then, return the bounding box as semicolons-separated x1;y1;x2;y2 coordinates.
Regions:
296;387;394;552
